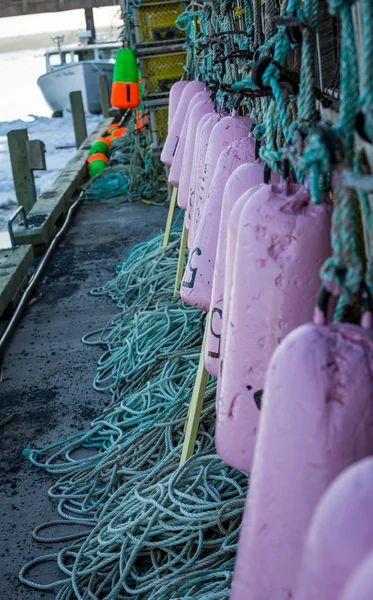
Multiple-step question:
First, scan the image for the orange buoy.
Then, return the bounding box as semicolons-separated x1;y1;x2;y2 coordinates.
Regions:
110;127;127;139
106;124;120;135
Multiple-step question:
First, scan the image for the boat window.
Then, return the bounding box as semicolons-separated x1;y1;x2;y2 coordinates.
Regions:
64;52;72;64
98;48;112;59
72;49;95;62
48;53;62;66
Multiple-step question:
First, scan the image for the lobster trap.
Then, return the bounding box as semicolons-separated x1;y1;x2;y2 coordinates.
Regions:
146;101;169;147
133;1;186;46
139;50;186;99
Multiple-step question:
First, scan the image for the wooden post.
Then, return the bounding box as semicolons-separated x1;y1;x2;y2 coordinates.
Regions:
69;91;87;149
162;187;178;248
28;140;46;171
7;129;37;214
98;74;111;118
180;321;209;465
174;216;188;297
85;7;96;43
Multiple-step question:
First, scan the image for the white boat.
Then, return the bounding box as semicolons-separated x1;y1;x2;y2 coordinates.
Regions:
38;37;121;115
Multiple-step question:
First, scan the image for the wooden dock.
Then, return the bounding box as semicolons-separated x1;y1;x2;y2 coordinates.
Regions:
0;245;34;317
12;117;113;250
0;113;113;321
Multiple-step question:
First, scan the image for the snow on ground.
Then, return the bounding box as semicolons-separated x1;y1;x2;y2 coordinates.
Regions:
0;113;101;248
0;47;105;248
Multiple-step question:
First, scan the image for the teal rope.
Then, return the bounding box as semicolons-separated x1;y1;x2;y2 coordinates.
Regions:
20;228;248;599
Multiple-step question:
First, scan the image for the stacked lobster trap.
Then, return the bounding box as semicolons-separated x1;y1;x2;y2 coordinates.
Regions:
131;0;188;147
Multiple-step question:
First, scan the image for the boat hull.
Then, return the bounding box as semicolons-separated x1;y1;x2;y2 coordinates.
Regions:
37;61;114;114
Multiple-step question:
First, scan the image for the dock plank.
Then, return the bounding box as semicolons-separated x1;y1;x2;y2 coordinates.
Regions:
13;117;113;247
0;245;34;317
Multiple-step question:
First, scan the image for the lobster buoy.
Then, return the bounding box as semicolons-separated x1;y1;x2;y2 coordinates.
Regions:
215;185;265;391
161;81;205;167
230;321;373;600
187;113;222;244
87;153;109;177
340;549;373;600
181;135;255;311
110;127;127;138
176;99;214;207
111;48;140;110
89;137;112;156
186;111;217;231
216;184;331;472
296;457;373;600
205;163;280;376
106;124;119;135
168;91;211;188
168;80;189;128
189;115;251;250
135;110;148;131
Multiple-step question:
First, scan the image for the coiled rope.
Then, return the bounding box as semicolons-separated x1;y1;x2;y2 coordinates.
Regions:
21;224;248;599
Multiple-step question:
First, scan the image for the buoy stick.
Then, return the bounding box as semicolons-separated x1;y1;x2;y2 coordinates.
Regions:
162;187;178;248
180;320;209;465
174;216;188;297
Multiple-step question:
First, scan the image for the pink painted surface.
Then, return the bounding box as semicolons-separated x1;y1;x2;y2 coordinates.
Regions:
187;112;222;245
216;184;332;472
168;80;189;128
160;81;205;167
215;185;266;419
177;99;214;209
205;163;281;376
181;136;256;310
180;137;255;310
169;91;211;188
340;548;373;600
296;457;373;600
189;115;252;248
186;112;216;230
230;323;373;600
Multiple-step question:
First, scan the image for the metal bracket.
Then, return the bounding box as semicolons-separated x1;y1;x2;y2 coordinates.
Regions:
8;207;28;248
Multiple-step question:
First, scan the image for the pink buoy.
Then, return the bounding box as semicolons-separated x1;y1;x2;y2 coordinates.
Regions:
169;90;211;188
186;112;216;230
168;80;189;129
161;81;205;167
230;322;373;600
340;549;373;600
189;114;252;248
296;457;373;600
205;163;280;376
177;99;214;209
217;184;331;472
187;112;222;245
213;185;269;459
217;184;267;390
181;135;256;310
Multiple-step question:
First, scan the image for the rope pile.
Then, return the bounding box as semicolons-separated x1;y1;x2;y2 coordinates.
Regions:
20;226;248;599
83;112;168;205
